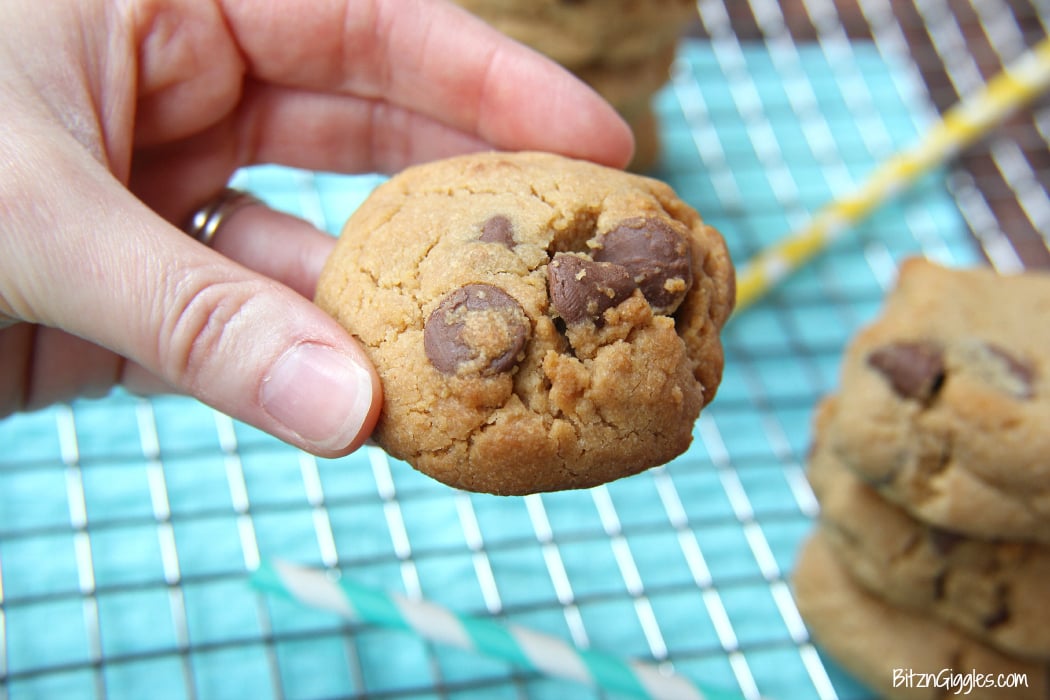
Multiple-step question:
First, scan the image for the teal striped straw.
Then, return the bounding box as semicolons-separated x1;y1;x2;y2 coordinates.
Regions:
252;560;747;700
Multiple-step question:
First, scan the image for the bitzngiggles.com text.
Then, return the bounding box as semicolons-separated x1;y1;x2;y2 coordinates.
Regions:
893;668;1029;695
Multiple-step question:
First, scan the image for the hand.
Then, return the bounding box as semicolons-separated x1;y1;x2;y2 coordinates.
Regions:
0;0;633;456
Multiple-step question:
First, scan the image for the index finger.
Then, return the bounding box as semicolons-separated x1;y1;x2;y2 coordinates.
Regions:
218;0;635;167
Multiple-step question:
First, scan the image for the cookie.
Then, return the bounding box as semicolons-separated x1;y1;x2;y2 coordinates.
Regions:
625;106;661;174
824;258;1050;542
572;46;677;173
793;533;1050;700
315;151;734;495
574;44;678;121
451;0;697;70
450;0;687;172
809;398;1050;660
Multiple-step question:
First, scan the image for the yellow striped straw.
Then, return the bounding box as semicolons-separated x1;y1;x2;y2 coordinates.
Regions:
734;35;1050;313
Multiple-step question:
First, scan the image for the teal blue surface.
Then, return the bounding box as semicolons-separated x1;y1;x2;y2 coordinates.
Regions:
0;40;979;700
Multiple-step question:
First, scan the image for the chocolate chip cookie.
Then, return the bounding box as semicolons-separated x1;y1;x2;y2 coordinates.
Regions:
810;398;1050;660
793;533;1050;700
449;0;695;171
824;258;1050;542
315;151;734;495
451;0;697;70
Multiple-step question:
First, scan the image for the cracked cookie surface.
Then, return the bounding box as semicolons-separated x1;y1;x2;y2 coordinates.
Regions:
315;151;734;494
825;258;1050;541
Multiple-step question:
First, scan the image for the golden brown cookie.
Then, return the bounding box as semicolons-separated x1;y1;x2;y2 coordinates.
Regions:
793;533;1050;700
315;151;734;494
450;0;688;172
810;398;1050;660
575;46;677;172
625;106;661;174
824;258;1050;542
451;0;697;70
573;44;678;116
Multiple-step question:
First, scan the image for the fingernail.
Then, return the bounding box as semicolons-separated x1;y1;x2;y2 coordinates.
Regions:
261;343;373;452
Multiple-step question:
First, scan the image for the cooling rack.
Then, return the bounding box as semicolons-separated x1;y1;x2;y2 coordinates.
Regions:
1;1;1047;699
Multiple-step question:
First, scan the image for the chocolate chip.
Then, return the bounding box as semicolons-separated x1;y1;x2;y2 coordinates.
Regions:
928;527;964;555
933;571;948;601
982;602;1011;629
593;217;693;314
479;215;515;248
867;341;945;402
424;284;529;376
547;253;636;325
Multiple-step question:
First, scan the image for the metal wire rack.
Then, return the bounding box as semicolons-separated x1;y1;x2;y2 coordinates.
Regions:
1;1;1048;699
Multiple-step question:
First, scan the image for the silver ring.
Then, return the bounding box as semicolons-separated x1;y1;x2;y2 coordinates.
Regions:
184;188;263;246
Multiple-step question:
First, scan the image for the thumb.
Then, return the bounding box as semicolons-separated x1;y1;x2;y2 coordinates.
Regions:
2;136;381;456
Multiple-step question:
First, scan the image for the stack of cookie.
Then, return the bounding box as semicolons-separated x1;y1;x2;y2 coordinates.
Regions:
793;258;1050;699
450;0;698;171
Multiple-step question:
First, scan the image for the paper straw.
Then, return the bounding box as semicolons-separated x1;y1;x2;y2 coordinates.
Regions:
734;36;1050;312
252;559;747;700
